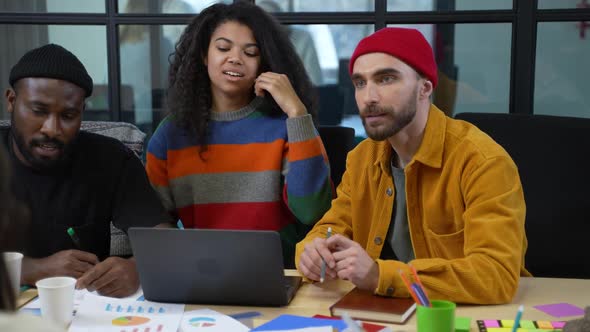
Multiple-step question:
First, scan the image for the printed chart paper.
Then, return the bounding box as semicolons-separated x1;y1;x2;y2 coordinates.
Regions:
69;293;184;332
179;309;249;332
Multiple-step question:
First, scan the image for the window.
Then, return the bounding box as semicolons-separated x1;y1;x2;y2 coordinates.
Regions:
535;21;590;117
1;0;589;141
0;25;107;120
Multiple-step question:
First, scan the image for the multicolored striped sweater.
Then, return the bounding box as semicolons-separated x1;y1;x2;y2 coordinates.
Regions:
146;97;333;266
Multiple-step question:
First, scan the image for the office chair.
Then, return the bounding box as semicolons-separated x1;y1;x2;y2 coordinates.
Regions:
454;112;590;279
318;126;355;189
317;84;344;126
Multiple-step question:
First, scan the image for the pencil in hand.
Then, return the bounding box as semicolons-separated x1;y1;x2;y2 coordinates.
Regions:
320;227;333;283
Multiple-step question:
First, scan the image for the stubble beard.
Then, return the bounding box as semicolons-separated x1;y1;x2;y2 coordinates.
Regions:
361;88;418;141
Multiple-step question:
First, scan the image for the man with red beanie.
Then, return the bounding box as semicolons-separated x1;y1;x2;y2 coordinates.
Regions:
296;28;529;304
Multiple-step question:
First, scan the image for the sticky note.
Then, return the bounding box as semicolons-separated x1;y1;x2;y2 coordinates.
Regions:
520;320;536;328
551;321;566;328
487;329;556;332
455;316;471;332
501;320;515;327
536;321;553;329
484;319;501;327
534;303;585;318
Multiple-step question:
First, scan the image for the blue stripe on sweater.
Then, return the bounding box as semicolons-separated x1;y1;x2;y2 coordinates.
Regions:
147;115;289;159
208;117;287;145
286;155;329;196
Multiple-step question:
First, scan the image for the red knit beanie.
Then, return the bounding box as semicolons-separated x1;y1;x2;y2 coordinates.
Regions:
349;27;438;88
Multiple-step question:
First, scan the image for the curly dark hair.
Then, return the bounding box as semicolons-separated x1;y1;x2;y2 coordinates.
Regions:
167;1;318;147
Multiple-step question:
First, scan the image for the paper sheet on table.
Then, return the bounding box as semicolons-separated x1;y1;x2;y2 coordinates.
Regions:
258;328;333;332
179;309;249;332
20;287;144;311
68;293;184;332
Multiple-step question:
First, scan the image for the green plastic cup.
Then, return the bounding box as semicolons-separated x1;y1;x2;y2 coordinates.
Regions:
417;300;456;332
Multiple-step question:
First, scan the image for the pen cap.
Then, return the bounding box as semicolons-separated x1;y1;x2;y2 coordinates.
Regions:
417;300;456;332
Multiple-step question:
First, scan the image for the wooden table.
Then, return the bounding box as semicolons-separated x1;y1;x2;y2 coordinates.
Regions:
182;274;590;331
18;274;590;331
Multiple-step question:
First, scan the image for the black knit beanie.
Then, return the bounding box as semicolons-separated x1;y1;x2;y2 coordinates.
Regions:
9;44;93;97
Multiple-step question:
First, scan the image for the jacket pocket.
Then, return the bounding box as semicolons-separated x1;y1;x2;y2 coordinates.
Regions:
424;226;465;259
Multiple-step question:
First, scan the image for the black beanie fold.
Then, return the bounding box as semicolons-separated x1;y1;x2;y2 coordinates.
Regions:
9;44;93;97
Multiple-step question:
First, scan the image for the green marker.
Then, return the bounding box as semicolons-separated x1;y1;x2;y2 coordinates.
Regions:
67;227;82;249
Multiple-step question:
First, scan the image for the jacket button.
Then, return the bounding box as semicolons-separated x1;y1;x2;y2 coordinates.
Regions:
374;236;382;245
386;287;394;296
386;188;393;196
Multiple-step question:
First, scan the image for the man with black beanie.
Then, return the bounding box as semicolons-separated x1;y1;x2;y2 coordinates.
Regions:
2;44;173;297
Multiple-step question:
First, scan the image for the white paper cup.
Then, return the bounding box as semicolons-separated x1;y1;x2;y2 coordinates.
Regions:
2;252;23;298
35;276;76;328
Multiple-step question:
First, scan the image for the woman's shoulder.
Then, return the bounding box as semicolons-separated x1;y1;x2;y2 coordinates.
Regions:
152;114;178;135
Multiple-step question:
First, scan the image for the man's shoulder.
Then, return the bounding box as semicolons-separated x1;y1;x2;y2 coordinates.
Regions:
446;116;512;161
77;131;135;160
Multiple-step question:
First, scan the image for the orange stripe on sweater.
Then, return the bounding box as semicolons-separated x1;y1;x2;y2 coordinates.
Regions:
146;153;169;186
167;140;285;179
288;136;327;162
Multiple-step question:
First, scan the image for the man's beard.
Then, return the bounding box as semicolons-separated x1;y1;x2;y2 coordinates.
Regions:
361;89;418;141
10;115;77;171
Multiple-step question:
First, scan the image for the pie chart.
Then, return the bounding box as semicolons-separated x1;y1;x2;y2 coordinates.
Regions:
189;317;216;327
112;316;151;326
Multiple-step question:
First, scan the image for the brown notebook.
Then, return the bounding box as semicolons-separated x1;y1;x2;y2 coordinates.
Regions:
329;287;416;324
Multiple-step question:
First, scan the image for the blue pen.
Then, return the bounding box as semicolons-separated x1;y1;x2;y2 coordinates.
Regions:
320;227;333;283
176;220;185;229
411;283;430;307
229;311;262;320
511;305;524;332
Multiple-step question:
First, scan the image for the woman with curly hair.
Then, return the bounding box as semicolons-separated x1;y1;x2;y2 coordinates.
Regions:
146;2;333;267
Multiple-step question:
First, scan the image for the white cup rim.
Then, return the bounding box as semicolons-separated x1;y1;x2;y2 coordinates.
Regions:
35;276;77;289
2;252;23;261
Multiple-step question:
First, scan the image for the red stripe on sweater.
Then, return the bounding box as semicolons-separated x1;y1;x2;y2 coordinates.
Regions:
178;201;295;230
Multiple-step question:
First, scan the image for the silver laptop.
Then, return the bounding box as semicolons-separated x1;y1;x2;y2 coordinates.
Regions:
128;228;302;306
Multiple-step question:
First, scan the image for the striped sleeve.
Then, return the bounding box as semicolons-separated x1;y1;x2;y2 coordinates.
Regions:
145;119;177;217
283;114;333;225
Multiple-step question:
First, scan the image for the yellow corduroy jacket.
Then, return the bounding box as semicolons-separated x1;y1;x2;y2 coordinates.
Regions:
296;105;530;304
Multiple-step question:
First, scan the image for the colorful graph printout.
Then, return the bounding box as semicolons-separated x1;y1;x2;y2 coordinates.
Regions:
112;316;151;326
69;293;184;332
179;309;249;332
189;317;216;327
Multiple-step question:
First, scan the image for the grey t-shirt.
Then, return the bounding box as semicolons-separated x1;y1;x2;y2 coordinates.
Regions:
380;156;415;263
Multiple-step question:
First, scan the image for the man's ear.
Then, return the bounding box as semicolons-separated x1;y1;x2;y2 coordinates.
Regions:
5;88;16;114
419;79;434;100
